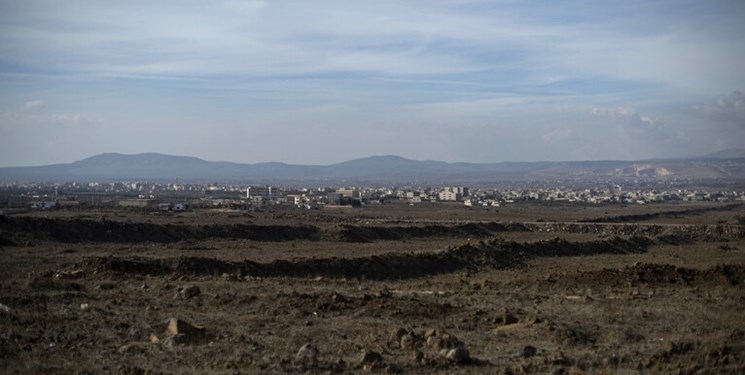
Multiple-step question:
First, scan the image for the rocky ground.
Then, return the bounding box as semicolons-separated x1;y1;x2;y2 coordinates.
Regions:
1;202;744;374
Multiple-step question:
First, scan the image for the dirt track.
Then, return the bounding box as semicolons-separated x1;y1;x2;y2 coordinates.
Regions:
1;202;744;374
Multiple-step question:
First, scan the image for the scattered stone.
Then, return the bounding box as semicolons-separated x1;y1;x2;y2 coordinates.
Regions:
374;287;391;298
161;334;189;348
331;292;349;303
331;358;347;372
501;308;519;325
424;328;438;338
425;331;462;350
358;349;386;371
550;351;572;366
80;303;89;311
359;350;384;365
54;269;84;280
385;363;403;373
128;328;143;339
400;334;417;349
390;327;407;342
161;317;207;345
295;343;319;366
0;303;10;313
98;281;116;290
117;342;148;355
445;347;471;364
180;285;201;299
603;353;619;367
521;345;537;358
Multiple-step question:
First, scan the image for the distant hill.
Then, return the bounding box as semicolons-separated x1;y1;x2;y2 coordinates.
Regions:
1;152;744;184
701;148;745;159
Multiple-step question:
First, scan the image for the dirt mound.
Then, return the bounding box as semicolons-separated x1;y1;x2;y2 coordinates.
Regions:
0;233;15;247
85;257;172;276
570;263;745;287
0;216;321;243
82;236;652;280
337;222;530;243
526;222;745;241
5;215;742;245
580;203;744;223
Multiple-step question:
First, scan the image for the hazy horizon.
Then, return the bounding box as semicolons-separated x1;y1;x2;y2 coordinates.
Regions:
1;1;744;167
4;148;745;170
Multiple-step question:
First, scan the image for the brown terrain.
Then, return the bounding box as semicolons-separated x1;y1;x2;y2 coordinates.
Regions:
1;201;744;374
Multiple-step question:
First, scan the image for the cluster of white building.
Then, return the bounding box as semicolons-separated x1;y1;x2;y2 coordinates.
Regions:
9;181;745;212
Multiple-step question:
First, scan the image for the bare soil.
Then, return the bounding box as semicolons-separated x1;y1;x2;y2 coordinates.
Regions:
1;202;744;374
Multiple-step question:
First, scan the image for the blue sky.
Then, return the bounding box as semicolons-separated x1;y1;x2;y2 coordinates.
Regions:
1;0;744;166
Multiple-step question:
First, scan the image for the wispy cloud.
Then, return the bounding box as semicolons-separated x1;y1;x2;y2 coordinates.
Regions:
22;100;45;111
591;106;664;130
693;91;745;126
2;1;741;85
1;0;744;165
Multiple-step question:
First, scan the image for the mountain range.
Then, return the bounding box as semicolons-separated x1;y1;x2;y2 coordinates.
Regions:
1;150;745;185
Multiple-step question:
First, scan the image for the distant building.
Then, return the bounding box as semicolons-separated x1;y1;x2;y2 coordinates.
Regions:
285;195;304;206
438;191;458;201
30;201;58;209
246;186;276;201
437;187;469;201
118;199;154;208
335;188;358;198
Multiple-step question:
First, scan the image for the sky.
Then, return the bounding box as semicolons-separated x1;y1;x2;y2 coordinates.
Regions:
1;0;744;167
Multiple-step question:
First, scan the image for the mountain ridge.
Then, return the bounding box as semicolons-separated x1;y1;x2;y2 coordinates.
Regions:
1;152;745;184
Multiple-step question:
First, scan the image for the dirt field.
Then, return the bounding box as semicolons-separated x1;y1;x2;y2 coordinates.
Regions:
1;202;744;374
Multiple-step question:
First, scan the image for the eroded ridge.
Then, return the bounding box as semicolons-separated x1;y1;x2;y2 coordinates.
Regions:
79;236;653;280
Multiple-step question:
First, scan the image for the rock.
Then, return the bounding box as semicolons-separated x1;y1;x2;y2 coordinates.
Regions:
295;342;319;364
54;269;84;280
331;292;349;303
389;327;408;342
385;363;403;373
128;328;142;339
374;287;391;298
521;345;537;358
501;308;518;325
426;331;462;350
359;350;384;365
0;303;11;313
400;334;417;349
163;318;206;345
424;328;438;338
161;334;189;348
330;358;347;372
117;342;148;354
80;303;89;311
445;347;471;364
98;281;116;290
180;285;201;299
